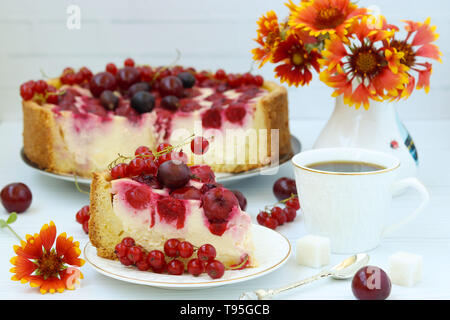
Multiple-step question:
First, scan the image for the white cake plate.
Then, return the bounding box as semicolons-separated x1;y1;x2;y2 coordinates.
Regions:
21;135;301;186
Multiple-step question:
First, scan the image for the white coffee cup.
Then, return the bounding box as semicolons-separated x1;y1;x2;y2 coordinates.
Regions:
292;148;429;254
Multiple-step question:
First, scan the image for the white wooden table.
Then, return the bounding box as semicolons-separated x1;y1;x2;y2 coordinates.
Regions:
0;119;449;300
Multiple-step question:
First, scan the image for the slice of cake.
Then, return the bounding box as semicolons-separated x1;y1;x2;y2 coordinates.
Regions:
89;150;255;268
21;62;292;178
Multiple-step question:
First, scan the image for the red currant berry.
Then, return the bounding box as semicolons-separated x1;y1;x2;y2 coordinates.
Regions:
156;153;172;166
75;205;90;224
147;250;166;270
271;206;287;225
106;63;118;75
197;244;216;262
190;137;209;155
82;220;89;234
124;58;135;67
121;237;135;247
110;163;129;180
167;259;185;275
135;146;151;156
187;258;205;276
206;260;225;279
286;198;300;211
115;243;129;258
0;183;32;213
164;238;180;258
79;66;93;81
242;73;254;85
136;256;151;271
119;256;133;266
253;75;264;86
34;80;48;94
264;217;279;230
178;241;194;259
127;246;143;264
157;143;172;153
20;82;35;100
128;158;146;176
215;69;226;80
283;206;297;222
143;158;158;175
256;211;269;225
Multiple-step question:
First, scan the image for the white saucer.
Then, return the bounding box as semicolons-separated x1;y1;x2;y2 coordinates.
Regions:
21;136;301;186
84;224;291;290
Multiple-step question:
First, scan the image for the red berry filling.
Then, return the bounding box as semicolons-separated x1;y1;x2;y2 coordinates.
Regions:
125;185;152;210
156;197;186;229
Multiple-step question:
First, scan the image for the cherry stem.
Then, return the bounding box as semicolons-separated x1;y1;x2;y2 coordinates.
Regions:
73;174;90;195
151;49;182;84
227;255;249;270
264;194;298;212
108;134;196;170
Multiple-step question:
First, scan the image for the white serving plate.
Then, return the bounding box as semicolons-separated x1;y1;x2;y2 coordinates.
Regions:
84;224;291;290
21;135;301;186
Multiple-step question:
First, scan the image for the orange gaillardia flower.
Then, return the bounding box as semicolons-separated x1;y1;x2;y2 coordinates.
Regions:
389;18;442;98
288;0;367;39
319;16;409;109
271;32;322;87
10;221;84;294
252;10;284;67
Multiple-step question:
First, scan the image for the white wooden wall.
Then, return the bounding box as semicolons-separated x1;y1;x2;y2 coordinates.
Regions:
0;0;448;121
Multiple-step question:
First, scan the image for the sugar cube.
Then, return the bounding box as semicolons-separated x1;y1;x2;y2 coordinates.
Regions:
296;235;330;268
388;251;422;287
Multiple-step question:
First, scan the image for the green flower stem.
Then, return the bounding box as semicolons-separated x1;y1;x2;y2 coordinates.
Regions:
5;224;23;242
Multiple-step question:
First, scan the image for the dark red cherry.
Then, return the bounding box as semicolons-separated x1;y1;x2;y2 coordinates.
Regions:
231;190;247;211
201;108;222;129
202;187;238;222
177;72;196;88
131;91;155;114
190;165;215;184
128;82;151;98
99;90;119;110
161;95;180;111
116;67;141;90
352;266;392;300
157;160;191;189
273;177;298;201
160;76;183;97
1;183;32;213
125;185;151;210
89;72;117;97
170;186;202;200
225;103;246;123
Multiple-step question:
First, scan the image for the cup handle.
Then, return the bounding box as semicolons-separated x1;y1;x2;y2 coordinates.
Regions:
382;177;430;237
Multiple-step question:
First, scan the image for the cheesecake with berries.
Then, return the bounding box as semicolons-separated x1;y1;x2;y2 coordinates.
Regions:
88;153;255;268
21;60;292;178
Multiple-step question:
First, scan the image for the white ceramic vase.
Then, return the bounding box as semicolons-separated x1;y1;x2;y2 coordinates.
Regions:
313;95;418;181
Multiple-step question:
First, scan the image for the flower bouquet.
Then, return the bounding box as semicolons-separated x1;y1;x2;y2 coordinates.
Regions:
252;0;441;109
252;0;442;179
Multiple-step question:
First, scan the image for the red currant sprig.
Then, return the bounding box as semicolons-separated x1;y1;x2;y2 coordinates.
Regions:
257;194;300;230
114;237;249;279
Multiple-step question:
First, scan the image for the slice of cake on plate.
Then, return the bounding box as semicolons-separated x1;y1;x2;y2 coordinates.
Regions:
21;62;292;178
88;146;255;268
